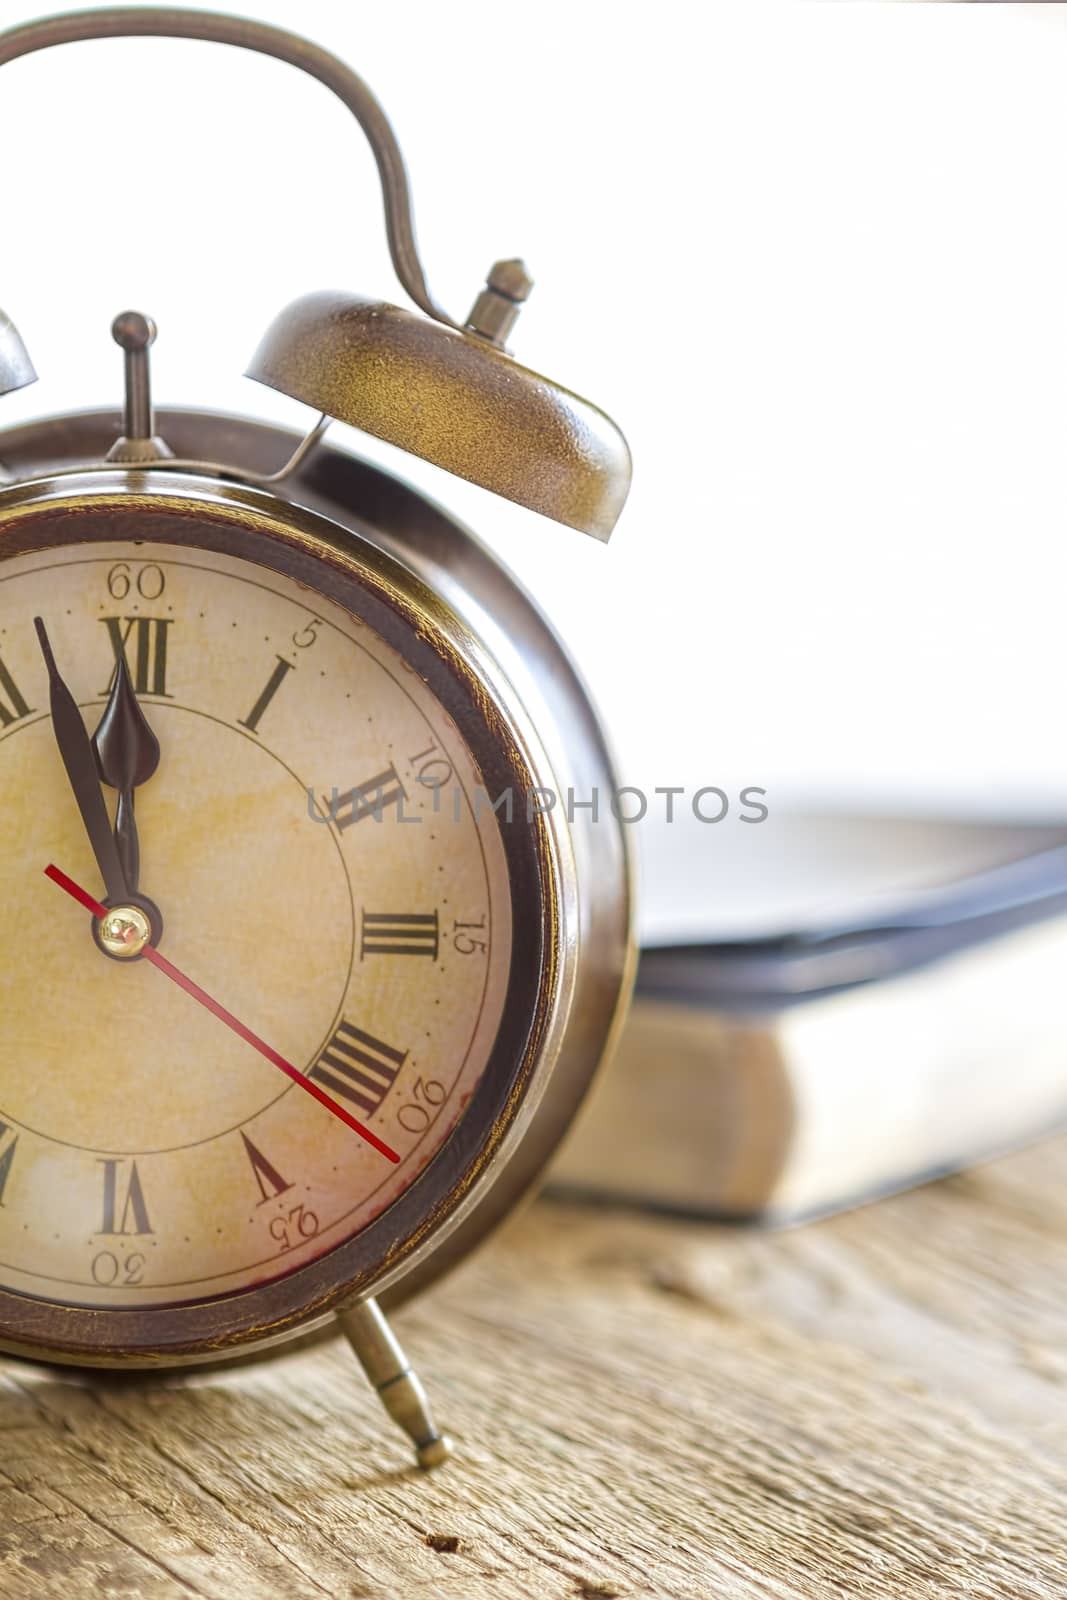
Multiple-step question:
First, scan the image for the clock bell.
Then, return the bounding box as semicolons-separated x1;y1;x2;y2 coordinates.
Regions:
0;8;630;537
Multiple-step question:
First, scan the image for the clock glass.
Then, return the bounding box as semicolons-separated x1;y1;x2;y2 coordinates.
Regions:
0;534;514;1312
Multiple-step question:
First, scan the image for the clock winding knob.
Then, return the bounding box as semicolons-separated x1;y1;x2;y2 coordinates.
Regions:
465;258;534;349
106;310;174;464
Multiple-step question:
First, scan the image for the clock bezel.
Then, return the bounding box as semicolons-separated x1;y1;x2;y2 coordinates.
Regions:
0;471;573;1365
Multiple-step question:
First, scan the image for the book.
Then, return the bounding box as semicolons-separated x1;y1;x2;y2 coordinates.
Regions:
552;816;1067;1223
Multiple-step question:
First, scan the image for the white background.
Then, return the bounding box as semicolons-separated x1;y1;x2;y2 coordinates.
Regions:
3;1;1067;822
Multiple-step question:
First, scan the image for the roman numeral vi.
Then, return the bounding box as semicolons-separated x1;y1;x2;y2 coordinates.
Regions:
97;1158;153;1235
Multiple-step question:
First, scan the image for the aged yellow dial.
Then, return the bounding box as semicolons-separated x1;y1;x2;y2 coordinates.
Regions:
0;539;512;1307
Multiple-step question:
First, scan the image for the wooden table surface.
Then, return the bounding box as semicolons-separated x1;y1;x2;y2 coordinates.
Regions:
3;1134;1067;1599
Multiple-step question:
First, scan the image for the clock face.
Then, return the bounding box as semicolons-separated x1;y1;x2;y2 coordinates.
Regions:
0;536;513;1310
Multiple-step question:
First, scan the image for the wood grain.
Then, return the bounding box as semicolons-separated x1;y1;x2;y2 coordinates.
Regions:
3;1135;1067;1598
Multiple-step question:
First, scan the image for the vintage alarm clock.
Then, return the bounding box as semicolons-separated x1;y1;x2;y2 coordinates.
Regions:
0;9;632;1467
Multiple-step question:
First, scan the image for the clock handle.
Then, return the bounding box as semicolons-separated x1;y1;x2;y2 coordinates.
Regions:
0;7;459;330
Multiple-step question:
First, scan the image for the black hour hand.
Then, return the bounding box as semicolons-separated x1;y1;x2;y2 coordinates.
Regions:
92;649;161;895
34;617;130;905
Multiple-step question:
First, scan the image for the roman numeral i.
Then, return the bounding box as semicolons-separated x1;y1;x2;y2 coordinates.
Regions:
239;656;294;735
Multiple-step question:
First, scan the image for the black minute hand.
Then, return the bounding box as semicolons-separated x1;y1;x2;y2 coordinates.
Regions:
34;617;130;904
92;648;160;895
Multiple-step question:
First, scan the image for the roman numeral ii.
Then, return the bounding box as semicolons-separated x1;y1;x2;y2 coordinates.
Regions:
330;764;408;830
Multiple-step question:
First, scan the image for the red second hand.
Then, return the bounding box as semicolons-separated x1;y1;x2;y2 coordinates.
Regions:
44;863;400;1165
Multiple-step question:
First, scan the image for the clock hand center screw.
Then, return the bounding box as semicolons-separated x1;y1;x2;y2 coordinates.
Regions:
97;904;153;960
105;310;174;464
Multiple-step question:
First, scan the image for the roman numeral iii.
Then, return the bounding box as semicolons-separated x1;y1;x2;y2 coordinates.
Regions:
101;615;173;697
361;910;439;961
309;1022;407;1118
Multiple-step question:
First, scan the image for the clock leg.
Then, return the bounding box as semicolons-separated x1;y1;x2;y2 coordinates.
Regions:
337;1297;454;1470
